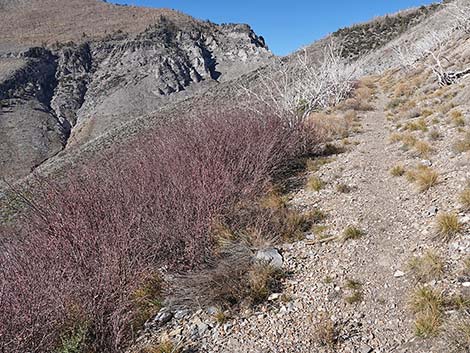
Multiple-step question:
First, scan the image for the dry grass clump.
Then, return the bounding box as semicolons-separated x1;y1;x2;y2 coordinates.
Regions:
408;251;444;283
339;96;374;112
171;259;284;310
435;212;462;241
389;133;404;143
413;140;433;158
390;164;406;177
344;279;363;304
336;183;352;193
439;102;455;115
214;309;230;324
410;287;443;338
450;110;466;127
389;133;419;149
311;225;329;239
405;118;428;132
342;226;364;241
428;129;441;141
315;314;338;348
248;264;284;305
394;82;413;97
305;157;332;173
260;191;288;210
453;131;470;153
307;176;325;192
308;208;327;223
406;165;439;192
306;112;350;140
420;109;433;118
459;187;470;211
386;98;406;111
444;294;470;311
139;338;184;353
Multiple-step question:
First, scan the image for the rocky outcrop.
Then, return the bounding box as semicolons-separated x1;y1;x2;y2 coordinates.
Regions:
0;11;272;180
0;48;66;180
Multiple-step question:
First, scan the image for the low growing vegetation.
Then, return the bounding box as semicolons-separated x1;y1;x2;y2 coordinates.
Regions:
410;286;443;338
435;212;462;241
408;250;444;283
406;165;439;192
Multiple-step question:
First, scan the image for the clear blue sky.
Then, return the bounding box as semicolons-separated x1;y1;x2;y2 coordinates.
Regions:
111;0;439;55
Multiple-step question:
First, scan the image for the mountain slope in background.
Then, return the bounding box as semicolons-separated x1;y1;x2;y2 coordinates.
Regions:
0;0;272;180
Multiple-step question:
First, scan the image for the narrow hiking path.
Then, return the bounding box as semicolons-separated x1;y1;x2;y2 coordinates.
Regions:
193;87;470;353
192;92;428;353
147;81;470;353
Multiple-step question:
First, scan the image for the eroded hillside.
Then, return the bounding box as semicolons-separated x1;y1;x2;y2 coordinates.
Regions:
0;0;272;180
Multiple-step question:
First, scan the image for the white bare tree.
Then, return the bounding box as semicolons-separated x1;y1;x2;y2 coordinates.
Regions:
393;1;470;85
445;0;470;33
239;40;363;124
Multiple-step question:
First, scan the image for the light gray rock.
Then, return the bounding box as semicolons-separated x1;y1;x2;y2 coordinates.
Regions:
427;206;438;216
394;270;405;278
359;343;373;353
255;248;283;269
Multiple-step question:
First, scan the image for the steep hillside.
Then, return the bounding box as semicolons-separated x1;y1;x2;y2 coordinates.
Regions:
0;0;194;50
0;0;272;180
1;1;470;353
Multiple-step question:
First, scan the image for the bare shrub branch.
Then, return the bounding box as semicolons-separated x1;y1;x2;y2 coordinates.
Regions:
239;40;363;122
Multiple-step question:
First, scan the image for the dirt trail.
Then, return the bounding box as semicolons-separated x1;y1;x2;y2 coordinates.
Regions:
197;93;441;353
160;82;470;353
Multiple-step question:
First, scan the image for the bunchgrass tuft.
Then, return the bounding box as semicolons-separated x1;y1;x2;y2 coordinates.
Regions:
410;286;443;338
390;164;406;177
436;212;462;241
307;176;325;192
406;165;439;192
342;226;364;241
414;140;433;158
408;250;444;283
459;187;470;211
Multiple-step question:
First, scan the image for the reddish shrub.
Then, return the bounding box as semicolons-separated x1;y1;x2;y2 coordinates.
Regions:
0;109;316;352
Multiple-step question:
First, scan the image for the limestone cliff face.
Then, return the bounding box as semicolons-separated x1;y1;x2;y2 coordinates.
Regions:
0;5;272;180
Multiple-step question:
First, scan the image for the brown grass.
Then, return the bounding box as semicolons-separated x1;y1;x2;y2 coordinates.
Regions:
450;110;466;127
453;131;470;153
315;314;338;348
406;165;439;192
436;212;462;241
342;226;364;241
459;187;470;211
390;164;406;177
408;251;444;283
306;157;332;173
413;140;433;157
410;287;443;338
307;176;325;192
306;113;350;140
139;339;183;353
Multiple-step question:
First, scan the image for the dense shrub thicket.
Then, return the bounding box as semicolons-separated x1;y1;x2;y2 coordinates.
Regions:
0;109;317;352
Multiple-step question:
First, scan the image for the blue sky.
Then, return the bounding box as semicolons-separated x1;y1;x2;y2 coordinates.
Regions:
111;0;439;55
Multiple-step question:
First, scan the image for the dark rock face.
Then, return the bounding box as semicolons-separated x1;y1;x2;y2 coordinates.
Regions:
0;48;66;180
0;17;272;180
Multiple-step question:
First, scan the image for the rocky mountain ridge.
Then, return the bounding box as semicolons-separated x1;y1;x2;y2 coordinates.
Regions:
0;0;272;180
